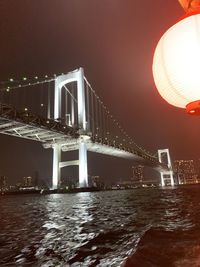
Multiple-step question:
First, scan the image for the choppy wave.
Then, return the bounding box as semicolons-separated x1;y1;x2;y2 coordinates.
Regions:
1;186;200;266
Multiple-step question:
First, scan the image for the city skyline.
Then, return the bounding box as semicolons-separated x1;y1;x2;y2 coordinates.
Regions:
0;1;200;184
1;157;200;188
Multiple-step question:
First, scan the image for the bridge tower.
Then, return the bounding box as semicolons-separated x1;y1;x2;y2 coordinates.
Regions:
52;68;88;189
158;149;174;187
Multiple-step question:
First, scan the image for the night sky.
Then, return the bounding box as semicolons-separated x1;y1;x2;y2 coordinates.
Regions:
0;1;199;184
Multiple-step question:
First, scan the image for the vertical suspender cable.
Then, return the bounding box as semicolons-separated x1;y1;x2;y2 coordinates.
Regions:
47;81;51;119
105;111;109;143
10;88;13;106
104;110;108;142
102;106;106;141
71;83;75;127
14;87;17;107
65;86;68;125
23;86;25;110
86;81;90;132
73;83;76;127
98;100;102;139
95;95;99;137
91;90;95;136
40;82;44;116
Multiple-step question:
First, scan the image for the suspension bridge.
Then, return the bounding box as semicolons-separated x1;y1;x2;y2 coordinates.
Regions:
0;68;174;188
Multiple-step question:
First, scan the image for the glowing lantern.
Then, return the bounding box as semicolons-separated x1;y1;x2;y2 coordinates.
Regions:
152;0;200;115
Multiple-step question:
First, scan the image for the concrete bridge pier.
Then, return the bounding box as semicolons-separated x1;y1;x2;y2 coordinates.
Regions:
79;138;88;188
158;149;174;187
52;141;88;189
52;68;88;189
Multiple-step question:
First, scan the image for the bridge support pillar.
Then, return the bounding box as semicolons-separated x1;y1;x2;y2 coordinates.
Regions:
160;171;174;187
79;140;88;188
52;144;61;189
52;68;89;189
51;140;88;189
158;149;174;187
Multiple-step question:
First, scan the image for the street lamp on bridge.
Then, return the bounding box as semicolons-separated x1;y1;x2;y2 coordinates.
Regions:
152;0;200;115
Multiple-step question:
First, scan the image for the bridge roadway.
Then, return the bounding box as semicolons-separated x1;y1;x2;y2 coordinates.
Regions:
0;103;167;172
0;103;78;142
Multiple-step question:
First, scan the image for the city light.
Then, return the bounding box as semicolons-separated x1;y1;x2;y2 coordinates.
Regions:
152;0;200;115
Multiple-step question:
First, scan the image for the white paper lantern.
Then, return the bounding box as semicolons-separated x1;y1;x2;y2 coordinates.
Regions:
152;12;200;115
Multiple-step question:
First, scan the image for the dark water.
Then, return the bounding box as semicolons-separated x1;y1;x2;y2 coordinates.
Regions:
1;186;200;267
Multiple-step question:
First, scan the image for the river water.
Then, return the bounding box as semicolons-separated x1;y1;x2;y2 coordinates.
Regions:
1;186;200;267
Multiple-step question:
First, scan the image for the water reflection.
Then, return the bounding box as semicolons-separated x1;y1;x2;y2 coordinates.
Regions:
1;187;200;266
0;195;50;266
159;190;195;231
35;193;95;266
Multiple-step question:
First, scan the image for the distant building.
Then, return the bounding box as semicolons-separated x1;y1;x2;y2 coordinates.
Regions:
60;177;76;189
173;160;198;184
23;176;33;187
0;176;7;191
90;176;103;188
195;159;200;181
116;180;136;189
34;171;39;187
132;165;144;183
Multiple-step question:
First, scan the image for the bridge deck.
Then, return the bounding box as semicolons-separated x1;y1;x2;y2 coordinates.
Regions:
0;103;168;171
44;138;167;171
0;103;78;143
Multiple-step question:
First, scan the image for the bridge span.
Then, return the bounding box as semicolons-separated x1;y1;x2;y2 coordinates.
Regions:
0;68;174;188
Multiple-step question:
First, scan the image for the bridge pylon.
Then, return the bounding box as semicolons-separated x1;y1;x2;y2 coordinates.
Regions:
158;149;174;187
52;68;88;189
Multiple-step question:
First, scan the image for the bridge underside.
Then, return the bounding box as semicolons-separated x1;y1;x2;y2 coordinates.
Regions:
0;104;167;172
43;138;167;171
0;103;78;143
64;139;143;160
44;138;142;159
0;118;75;143
0;118;166;172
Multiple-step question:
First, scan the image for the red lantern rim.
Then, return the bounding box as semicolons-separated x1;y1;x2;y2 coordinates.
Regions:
186;100;200;115
178;9;200;21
